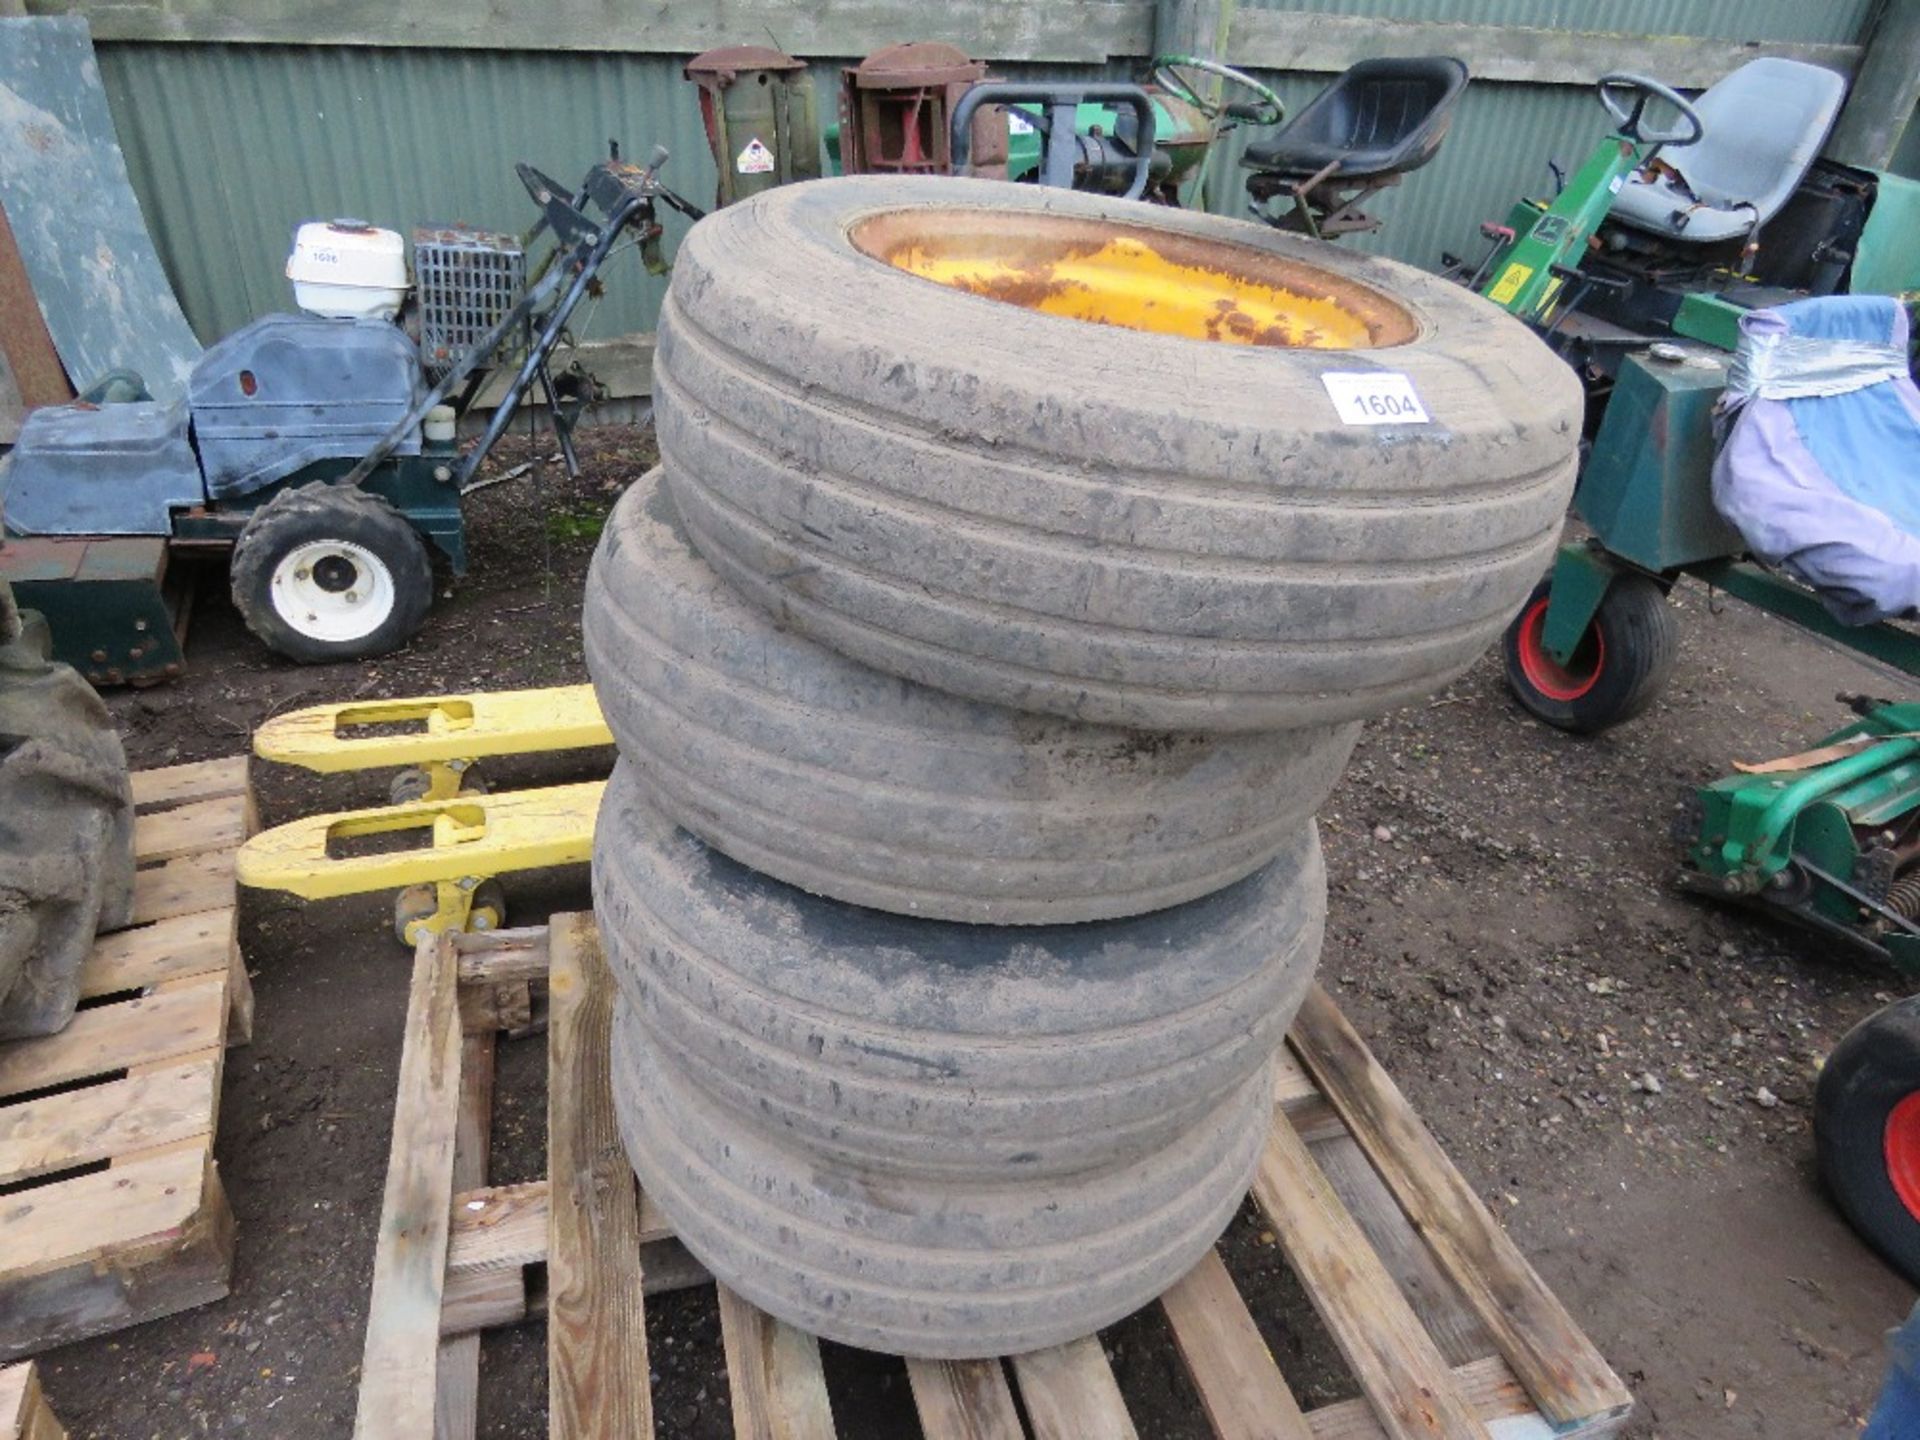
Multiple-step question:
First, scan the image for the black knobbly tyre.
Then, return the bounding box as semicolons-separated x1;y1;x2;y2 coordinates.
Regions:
230;485;433;664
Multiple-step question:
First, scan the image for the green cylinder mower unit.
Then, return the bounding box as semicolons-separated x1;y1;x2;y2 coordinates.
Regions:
1681;701;1920;972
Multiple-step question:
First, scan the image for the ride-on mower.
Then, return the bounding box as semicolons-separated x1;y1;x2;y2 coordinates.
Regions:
1450;60;1920;1288
1447;60;1918;737
0;146;699;680
1458;65;1920;952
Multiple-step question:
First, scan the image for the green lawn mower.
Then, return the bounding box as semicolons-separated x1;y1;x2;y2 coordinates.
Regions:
1455;61;1920;738
1463;63;1920;953
1456;61;1920;1287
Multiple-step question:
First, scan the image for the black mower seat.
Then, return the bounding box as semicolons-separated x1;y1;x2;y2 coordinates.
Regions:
1243;56;1468;181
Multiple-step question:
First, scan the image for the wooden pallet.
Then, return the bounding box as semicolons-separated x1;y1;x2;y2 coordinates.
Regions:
0;757;254;1363
356;914;1634;1440
0;1362;67;1440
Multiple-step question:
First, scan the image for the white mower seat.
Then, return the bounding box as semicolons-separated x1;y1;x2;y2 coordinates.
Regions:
1611;57;1846;245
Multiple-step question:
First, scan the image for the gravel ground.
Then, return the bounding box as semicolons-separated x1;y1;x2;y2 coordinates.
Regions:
24;422;1915;1438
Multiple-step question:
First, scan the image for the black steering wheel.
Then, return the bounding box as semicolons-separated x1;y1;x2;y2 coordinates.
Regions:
1595;73;1704;147
1151;55;1285;126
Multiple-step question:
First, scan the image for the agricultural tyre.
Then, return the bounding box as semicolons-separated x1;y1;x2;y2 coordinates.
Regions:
0;580;136;1040
1502;574;1677;734
594;763;1323;1180
1817;996;1920;1286
654;175;1582;731
584;471;1357;924
231;485;433;664
612;999;1273;1359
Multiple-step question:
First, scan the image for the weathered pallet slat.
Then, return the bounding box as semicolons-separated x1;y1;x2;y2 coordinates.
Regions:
1161;1251;1314;1440
0;1360;68;1440
359;918;1633;1439
79;907;234;998
0;979;224;1098
1312;1135;1492;1369
127;756;251;809
1013;1336;1138;1440
353;933;464;1440
907;1358;1025;1440
0;1056;218;1185
134;850;236;925
718;1286;837;1440
546;915;653;1439
1254;1115;1490;1440
433;1032;495;1440
0;762;251;1363
131;796;249;863
1290;987;1634;1429
1303;1356;1544;1440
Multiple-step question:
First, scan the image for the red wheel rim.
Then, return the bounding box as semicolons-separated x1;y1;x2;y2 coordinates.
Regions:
1886;1091;1920;1221
1515;597;1604;703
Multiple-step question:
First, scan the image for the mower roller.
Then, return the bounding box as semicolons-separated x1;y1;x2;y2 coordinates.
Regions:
1681;702;1920;972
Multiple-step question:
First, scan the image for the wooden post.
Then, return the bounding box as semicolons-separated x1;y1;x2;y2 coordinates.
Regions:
0;200;73;416
1826;0;1920;169
1152;0;1238;210
1152;0;1233;63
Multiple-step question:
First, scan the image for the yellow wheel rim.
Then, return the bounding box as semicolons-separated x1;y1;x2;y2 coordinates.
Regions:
853;210;1418;349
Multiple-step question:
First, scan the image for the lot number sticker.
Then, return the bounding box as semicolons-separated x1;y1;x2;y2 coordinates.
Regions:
1320;371;1431;425
737;137;775;174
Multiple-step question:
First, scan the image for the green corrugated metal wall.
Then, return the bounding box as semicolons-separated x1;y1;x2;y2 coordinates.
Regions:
91;0;1889;343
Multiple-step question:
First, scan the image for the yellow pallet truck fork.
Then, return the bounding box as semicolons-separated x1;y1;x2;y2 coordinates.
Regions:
240;685;609;944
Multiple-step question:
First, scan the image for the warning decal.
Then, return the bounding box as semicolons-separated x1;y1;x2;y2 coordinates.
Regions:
737;137;775;175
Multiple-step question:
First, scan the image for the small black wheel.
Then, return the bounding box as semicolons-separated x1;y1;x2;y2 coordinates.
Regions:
467;879;507;934
393;883;438;947
389;768;433;805
389;765;488;804
1502;573;1677;734
1817;996;1920;1285
230;484;433;664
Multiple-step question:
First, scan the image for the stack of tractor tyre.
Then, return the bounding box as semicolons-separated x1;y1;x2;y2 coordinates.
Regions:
584;177;1581;1359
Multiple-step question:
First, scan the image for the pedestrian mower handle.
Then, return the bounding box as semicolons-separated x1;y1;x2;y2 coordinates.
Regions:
951;83;1159;201
1596;73;1704;148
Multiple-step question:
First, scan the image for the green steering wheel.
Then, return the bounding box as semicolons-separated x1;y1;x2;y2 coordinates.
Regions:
1151;55;1285;127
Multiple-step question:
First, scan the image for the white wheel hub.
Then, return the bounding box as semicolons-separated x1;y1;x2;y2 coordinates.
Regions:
269;539;397;644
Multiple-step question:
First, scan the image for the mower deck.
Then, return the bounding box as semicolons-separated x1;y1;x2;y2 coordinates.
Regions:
0;534;187;684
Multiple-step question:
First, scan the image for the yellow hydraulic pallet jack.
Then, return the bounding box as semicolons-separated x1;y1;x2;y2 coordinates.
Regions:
237;685;609;944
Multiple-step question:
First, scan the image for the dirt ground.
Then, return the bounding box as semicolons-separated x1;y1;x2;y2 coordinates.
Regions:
27;423;1917;1438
